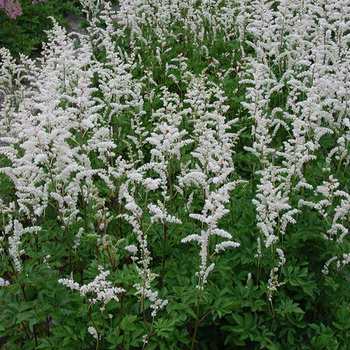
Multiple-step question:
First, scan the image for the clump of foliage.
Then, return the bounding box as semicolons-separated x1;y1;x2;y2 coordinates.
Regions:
0;0;349;349
0;0;82;57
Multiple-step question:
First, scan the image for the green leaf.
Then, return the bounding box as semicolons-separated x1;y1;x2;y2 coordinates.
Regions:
29;317;39;332
287;329;295;345
312;334;331;349
16;311;35;323
333;308;350;330
266;343;283;350
120;314;138;331
276;300;304;317
154;318;175;338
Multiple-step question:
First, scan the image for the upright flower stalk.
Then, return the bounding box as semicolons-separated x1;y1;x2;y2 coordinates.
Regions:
180;74;241;290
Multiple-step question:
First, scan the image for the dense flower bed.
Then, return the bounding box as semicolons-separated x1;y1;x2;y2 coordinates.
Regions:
0;0;349;348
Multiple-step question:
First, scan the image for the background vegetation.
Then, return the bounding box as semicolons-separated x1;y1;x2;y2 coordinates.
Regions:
0;0;82;57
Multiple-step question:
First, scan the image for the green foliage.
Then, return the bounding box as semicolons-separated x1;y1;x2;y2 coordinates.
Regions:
0;0;82;57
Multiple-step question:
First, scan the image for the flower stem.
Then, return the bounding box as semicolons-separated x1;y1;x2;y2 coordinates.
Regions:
160;223;167;288
190;295;200;350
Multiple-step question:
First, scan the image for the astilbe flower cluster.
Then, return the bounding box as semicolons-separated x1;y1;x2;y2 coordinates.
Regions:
238;0;350;294
322;253;350;276
0;199;42;274
299;175;350;243
58;265;125;311
0;19;131;247
0;277;10;287
0;0;21;18
0;0;49;18
179;73;241;289
146;86;193;163
116;0;243;61
118;163;173;318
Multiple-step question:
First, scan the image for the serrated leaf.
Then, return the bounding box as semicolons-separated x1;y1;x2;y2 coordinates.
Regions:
120;314;137;331
312;334;331;349
276;300;304;317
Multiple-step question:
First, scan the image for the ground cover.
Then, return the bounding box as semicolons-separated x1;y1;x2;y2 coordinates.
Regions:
0;0;349;349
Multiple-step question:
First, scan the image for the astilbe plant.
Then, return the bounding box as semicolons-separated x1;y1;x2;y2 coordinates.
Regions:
179;73;242;290
0;0;22;18
0;0;49;18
